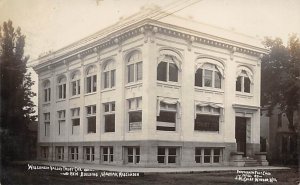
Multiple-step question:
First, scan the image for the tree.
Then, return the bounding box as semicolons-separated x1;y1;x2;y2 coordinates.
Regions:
261;34;300;127
0;20;36;162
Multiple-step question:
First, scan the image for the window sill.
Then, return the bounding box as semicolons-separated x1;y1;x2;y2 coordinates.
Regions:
157;81;181;88
194;130;220;134
101;88;116;93
236;92;253;98
85;92;97;96
125;82;142;88
194;87;224;94
56;99;66;103
86;132;96;135
42;102;51;106
70;95;80;100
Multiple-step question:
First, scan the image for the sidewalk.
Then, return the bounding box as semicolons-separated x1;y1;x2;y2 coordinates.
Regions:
25;161;291;173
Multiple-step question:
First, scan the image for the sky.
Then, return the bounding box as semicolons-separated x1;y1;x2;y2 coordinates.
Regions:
1;0;300;108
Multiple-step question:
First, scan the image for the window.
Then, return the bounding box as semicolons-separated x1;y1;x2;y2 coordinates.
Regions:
57;110;65;136
43;80;51;102
194;105;221;132
86;66;97;93
157;56;179;82
103;60;116;89
277;113;282;128
40;146;49;159
103;102;115;132
57;76;66;99
101;146;113;163
86;105;96;133
71;71;80;96
127;51;142;83
157;147;178;164
157;101;178;131
71;108;80;135
126;147;140;164
236;68;252;93
84;146;95;162
195;63;222;89
128;97;142;131
44;113;50;136
195;148;222;164
69;146;78;161
55;146;64;161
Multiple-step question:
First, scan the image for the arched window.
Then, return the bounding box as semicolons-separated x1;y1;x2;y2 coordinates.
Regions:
127;51;142;83
236;66;253;93
157;49;181;82
86;66;97;93
57;76;66;99
195;58;224;89
103;60;116;89
71;71;80;96
43;80;51;102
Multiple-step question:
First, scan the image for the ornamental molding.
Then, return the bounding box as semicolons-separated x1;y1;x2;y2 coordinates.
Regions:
33;20;268;73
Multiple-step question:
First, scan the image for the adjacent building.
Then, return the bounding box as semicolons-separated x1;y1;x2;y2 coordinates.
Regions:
33;7;268;167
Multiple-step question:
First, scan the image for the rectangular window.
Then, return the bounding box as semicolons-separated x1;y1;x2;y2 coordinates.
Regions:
194;115;219;132
44;88;51;102
71;80;80;96
136;62;143;81
104;102;115;132
86;75;97;93
111;70;115;87
204;69;212;87
84;146;95;162
44;113;50;136
157;103;177;131
195;148;222;164
104;71;109;89
128;64;134;83
58;84;66;99
57;110;65;136
157;62;167;82
157;147;178;164
102;146;113;163
244;77;251;93
195;69;203;87
86;105;96;133
236;76;242;92
69;146;78;161
40;146;49;159
169;63;178;82
126;147;140;164
71;108;80;135
128;98;142;131
55;146;64;161
214;71;221;88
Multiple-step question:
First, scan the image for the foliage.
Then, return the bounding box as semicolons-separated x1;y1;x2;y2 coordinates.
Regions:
0;20;37;162
261;34;300;124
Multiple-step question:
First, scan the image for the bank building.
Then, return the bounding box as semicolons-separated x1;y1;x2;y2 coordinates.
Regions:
33;7;269;167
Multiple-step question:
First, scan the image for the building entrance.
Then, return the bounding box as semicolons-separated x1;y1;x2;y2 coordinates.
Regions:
235;117;247;156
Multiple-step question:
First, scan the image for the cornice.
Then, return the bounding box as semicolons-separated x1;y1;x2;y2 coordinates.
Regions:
33;19;269;73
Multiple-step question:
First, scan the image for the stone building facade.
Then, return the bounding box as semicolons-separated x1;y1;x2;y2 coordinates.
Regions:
33;8;268;167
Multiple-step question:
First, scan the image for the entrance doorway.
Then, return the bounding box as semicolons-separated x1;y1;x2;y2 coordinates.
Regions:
235;117;247;156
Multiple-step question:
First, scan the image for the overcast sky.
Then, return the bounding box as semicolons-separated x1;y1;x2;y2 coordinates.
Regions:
1;0;300;107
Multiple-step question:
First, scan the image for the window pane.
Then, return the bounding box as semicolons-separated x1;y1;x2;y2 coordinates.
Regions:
158;148;165;155
204;149;211;155
168;148;176;155
59;85;62;98
195;148;202;155
111;70;115;87
87;117;96;133
214;71;221;88
195;69;203;87
136;62;142;81
92;75;97;92
204;70;212;87
103;148;108;154
78;80;80;94
214;149;220;155
236;76;242;91
111;103;115;111
72;81;76;95
104;72;109;88
63;84;66;98
168;156;176;163
157;62;167;81
87;77;91;93
72;119;80;126
128;148;133;155
136;156;140;163
157;156;165;163
204;156;210;163
157;111;176;123
104;104;109;112
213;156;220;163
195;156;201;163
128;64;134;83
244;77;251;93
169;63;178;82
194;115;219;131
128;156;133;163
129;111;142;123
44;89;48;102
105;114;115;132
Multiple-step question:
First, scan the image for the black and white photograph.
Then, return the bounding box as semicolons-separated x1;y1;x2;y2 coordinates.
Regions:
0;0;299;184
